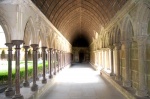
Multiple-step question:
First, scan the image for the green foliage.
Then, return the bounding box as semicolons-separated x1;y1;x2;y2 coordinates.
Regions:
1;50;6;60
0;61;49;84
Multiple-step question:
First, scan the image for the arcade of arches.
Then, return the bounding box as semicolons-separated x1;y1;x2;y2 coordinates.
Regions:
0;0;150;99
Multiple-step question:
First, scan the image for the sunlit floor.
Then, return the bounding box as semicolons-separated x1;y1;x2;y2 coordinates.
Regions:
39;63;126;99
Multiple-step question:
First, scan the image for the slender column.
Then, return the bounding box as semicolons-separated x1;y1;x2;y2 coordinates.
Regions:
5;43;15;97
114;43;121;81
41;47;47;84
31;44;38;91
57;50;60;72
60;51;62;70
122;41;131;87
62;51;64;69
136;36;148;97
12;40;24;99
23;46;30;87
49;48;53;78
36;48;39;81
109;45;114;76
53;49;56;75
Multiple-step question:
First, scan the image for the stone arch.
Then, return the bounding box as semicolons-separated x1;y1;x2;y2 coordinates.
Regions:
27;17;39;45
121;15;134;42
39;23;47;47
23;17;33;46
114;26;121;44
109;30;114;46
0;12;11;43
135;2;150;36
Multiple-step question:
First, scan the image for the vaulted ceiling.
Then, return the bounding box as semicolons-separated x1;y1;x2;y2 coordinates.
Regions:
31;0;128;44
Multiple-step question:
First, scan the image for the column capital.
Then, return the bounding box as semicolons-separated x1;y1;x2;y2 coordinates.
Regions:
134;36;148;46
42;47;47;50
114;43;121;50
12;40;23;45
49;48;53;50
30;44;38;50
5;43;13;47
121;41;131;49
23;46;30;49
108;45;114;50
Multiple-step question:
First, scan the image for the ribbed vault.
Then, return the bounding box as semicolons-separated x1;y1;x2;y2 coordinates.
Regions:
32;0;128;44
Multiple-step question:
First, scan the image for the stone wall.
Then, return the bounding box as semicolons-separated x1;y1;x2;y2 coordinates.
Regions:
72;47;90;63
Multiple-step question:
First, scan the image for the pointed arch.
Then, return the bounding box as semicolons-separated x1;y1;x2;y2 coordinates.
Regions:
121;15;134;42
0;12;11;43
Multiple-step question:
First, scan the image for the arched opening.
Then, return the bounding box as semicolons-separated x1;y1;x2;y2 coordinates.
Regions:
71;34;90;63
0;25;7;61
79;50;84;63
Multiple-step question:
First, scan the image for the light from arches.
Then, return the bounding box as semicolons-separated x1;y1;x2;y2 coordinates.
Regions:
0;25;6;48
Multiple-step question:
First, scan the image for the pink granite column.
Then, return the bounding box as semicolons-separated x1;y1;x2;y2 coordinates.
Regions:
49;48;53;78
5;43;15;97
12;40;24;99
31;44;38;91
42;47;47;84
23;46;30;87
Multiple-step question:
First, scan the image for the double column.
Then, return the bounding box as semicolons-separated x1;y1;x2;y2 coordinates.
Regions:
42;47;47;84
31;44;38;91
12;40;24;99
49;48;53;78
53;49;57;75
23;46;30;87
5;43;15;97
136;36;148;97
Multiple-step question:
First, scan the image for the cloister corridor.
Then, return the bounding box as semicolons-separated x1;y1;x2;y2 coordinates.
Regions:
0;0;150;99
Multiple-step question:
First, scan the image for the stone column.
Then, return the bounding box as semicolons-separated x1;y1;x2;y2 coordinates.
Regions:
5;43;15;97
122;41;131;87
53;49;56;75
114;43;121;81
109;45;114;76
60;51;62;70
49;48;53;78
36;48;39;81
12;40;24;99
31;44;38;91
57;50;60;72
23;46;30;87
62;51;64;69
136;36;148;97
42;47;47;84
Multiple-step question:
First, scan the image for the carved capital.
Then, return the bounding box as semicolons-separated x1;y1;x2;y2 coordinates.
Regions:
134;36;148;46
114;43;121;50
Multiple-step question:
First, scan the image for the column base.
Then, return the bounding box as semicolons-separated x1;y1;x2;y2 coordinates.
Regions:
5;88;15;97
49;75;53;79
42;79;47;84
136;89;148;97
23;81;30;87
31;84;38;91
123;80;131;87
115;76;121;81
110;73;114;76
36;77;39;81
12;94;24;99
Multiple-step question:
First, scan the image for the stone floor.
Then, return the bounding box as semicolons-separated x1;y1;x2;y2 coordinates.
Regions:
39;63;126;99
0;63;127;99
